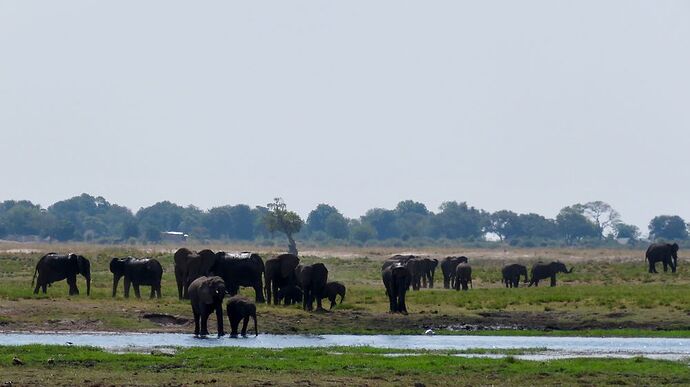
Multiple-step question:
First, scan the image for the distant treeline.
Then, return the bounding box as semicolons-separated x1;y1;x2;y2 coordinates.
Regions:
0;194;687;247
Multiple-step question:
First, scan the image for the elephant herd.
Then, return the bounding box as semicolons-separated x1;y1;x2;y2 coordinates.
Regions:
29;243;681;330
382;254;576;314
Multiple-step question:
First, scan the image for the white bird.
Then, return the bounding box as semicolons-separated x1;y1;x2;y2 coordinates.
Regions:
424;329;435;336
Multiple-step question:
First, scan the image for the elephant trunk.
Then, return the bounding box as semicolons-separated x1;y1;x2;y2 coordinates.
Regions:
86;274;91;296
567;267;574;273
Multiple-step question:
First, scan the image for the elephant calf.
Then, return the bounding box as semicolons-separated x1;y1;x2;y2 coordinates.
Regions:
188;276;227;338
276;285;303;306
529;261;573;287
321;281;346;309
226;296;258;337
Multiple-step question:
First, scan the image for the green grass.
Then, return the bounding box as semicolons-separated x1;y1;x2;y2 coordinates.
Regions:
1;345;689;386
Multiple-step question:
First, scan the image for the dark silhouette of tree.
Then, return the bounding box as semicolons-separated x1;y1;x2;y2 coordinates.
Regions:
556;206;599;245
264;198;303;255
649;215;688;240
615;223;640;240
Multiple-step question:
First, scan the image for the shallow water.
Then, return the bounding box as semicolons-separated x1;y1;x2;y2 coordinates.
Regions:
1;332;690;360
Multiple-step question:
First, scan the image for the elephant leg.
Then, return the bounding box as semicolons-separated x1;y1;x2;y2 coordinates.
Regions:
398;292;408;315
663;262;669;272
42;284;47;293
193;310;201;336
215;303;225;337
329;295;336;310
273;284;281;306
150;286;155;299
550;275;556;287
112;275;121;297
443;275;449;289
241;316;249;337
124;278;131;298
315;294;324;311
133;284;142;299
230;316;240;338
157;285;162;299
34;282;41;294
200;305;210;336
254;284;266;303
67;276;79;296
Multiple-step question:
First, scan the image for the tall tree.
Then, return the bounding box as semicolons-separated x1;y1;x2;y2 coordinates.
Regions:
648;215;688;240
264;198;304;255
556;206;599;245
429;201;486;240
572;201;621;238
488;210;521;241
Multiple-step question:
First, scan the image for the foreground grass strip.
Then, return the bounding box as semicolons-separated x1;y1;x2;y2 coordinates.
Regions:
1;345;690;386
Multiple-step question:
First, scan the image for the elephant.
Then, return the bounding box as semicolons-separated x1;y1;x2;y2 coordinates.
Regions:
264;253;300;305
276;285;303;305
384;255;425;291
422;258;439;288
110;257;163;298
454;263;472;291
441;256;468;289
226;295;258;337
32;253;91;296
188;276;226;337
646;243;679;273
212;251;265;303
174;248;218;299
295;263;329;311
382;262;411;314
501;263;528;288
528;261;573;287
320;281;346;309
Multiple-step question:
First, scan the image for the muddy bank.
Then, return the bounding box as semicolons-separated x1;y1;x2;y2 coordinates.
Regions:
2;308;690;335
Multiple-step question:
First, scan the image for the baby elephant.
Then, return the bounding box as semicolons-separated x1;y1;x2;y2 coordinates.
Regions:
322;281;346;309
226;296;258;337
277;285;303;306
188;276;226;338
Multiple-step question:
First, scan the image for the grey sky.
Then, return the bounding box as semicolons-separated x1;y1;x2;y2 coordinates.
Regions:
1;1;689;232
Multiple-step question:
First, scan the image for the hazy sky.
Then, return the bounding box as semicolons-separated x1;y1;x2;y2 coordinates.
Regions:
1;1;689;232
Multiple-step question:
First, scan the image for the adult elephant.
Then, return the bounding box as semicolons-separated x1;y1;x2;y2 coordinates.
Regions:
110;257;163;298
384;255;423;290
646;243;679;273
212;251;265;303
501;263;528;288
295;263;329;311
264;253;300;305
418;258;438;289
528;261;573;287
174;248;218;299
32;253;91;296
188;276;226;337
441;256;468;289
454;262;472;291
382;262;411;314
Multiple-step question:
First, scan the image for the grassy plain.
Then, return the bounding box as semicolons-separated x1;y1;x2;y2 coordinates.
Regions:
2;345;690;386
0;243;689;336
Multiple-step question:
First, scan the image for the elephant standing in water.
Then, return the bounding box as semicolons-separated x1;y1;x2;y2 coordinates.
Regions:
454;262;472;291
295;263;329;311
646;243;679;273
382;262;411;314
110;257;163;298
501;263;528;288
32;253;91;296
528;261;573;287
188;276;226;337
226;296;258;337
441;256;468;289
264;253;300;305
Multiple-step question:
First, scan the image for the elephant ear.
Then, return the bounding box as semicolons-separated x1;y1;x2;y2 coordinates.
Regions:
281;254;300;278
672;243;680;252
109;258;122;274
